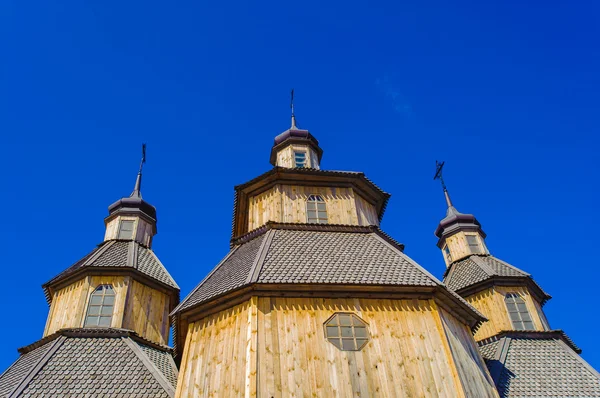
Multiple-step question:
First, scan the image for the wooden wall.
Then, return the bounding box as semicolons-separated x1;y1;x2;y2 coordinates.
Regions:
44;276;129;336
104;215;154;247
355;194;380;226
176;296;497;398
439;309;498;397
175;301;254;398
443;231;489;266
122;280;171;345
247;185;379;230
466;286;548;341
45;276;171;345
275;144;320;169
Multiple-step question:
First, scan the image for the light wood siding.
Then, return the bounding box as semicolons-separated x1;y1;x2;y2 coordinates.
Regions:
175;300;255;398
247;185;379;230
439;308;499;397
355;193;379;226
44;276;129;336
104;215;154;247
275;144;320;169
466;286;547;341
177;297;497;397
443;231;489;265
122;280;171;345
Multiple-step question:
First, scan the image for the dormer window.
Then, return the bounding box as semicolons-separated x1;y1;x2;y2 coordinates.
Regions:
294;151;307;168
118;220;135;239
307;195;328;224
466;235;483;254
505;293;535;330
84;285;115;327
443;245;452;263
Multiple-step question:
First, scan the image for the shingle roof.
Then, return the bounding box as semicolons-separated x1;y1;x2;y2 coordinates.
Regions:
444;255;550;302
43;240;179;299
479;331;600;397
0;342;52;398
173;224;479;322
0;328;177;398
256;229;435;285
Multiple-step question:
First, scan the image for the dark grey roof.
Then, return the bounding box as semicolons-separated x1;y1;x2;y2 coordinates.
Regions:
137;343;179;389
479;331;600;397
173;225;480;321
0;342;52;398
0;328;177;398
43;240;179;298
444;255;550;302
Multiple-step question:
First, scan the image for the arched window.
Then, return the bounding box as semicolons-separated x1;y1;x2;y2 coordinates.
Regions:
306;195;328;224
324;313;369;351
505;293;535;330
84;285;115;327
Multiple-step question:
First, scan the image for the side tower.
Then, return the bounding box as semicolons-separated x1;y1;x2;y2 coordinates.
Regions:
0;150;180;398
434;163;600;397
172;105;499;398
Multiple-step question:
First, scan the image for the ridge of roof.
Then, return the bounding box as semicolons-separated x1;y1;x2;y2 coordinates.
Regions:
121;336;176;396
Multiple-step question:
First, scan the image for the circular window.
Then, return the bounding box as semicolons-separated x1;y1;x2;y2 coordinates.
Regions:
324;313;369;351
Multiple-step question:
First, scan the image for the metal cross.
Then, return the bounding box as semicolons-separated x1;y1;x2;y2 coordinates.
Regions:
433;160;447;192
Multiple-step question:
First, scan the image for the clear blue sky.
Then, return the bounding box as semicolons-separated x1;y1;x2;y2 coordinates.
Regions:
1;0;599;371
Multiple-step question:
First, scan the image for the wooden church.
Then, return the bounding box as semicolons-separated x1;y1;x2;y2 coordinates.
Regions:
1;105;599;397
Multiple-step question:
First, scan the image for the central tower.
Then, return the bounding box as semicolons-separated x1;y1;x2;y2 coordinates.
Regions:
172;103;499;398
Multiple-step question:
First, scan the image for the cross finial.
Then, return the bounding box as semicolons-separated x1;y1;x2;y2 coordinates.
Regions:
433;160;453;208
131;143;146;198
290;89;297;129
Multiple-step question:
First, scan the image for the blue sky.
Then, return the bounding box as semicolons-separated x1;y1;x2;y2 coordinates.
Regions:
1;0;599;371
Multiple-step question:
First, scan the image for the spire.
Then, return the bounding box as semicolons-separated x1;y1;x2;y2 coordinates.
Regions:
290;89;297;129
434;160;453;209
130;143;146;199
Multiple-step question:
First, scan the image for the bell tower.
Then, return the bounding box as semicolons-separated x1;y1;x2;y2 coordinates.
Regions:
433;161;489;266
42;146;179;346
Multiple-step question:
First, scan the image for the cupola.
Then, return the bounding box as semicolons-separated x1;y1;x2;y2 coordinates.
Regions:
104;146;157;247
269;91;323;169
434;162;488;266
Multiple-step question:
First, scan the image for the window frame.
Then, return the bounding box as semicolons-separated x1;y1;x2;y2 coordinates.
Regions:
293;150;307;168
84;284;115;327
117;219;135;239
466;234;483;254
323;312;370;351
306;194;328;224
504;292;535;331
443;244;452;263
